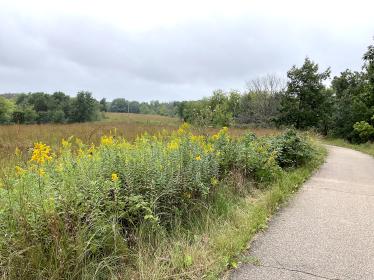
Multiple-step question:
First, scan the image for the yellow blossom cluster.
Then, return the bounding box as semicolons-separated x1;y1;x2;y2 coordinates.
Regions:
61;138;71;149
101;135;114;145
15;166;26;175
30;142;52;164
177;123;190;135
167;138;180;151
111;173;119;182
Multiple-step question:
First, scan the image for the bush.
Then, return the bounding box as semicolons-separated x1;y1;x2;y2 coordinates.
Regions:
236;132;281;183
353;121;374;143
0;125;314;279
270;129;314;168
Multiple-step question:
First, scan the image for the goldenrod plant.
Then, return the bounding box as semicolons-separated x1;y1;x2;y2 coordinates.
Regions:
0;124;318;279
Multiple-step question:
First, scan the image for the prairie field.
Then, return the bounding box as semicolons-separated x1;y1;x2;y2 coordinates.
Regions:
0;113;279;170
0;112;323;280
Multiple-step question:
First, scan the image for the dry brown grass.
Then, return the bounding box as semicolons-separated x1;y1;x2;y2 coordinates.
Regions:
0;112;279;169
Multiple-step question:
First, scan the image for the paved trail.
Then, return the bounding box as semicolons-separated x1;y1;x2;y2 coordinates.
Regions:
230;146;374;280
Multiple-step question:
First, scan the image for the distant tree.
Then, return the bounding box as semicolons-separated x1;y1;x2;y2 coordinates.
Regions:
99;98;107;112
139;102;152;114
227;90;241;119
129;101;140;113
278;58;331;132
70;91;100;122
238;74;284;126
246;74;286;95
110;98;129;112
0;96;15;123
12;106;38;124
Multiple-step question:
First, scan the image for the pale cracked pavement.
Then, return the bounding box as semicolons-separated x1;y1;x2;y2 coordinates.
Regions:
230;146;374;280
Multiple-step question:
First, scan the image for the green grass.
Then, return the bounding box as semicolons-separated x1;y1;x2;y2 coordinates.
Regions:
323;138;374;157
122;143;327;279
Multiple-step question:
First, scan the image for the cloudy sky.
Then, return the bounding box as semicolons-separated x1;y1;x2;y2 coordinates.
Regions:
0;0;373;101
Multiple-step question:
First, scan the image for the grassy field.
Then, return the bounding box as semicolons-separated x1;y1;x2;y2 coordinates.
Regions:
323;138;374;157
0;113;279;170
0;113;322;280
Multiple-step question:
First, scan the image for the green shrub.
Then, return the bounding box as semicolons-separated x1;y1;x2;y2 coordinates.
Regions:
270;129;314;168
353;120;374;143
236;132;281;183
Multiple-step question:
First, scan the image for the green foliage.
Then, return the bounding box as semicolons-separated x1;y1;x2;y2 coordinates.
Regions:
109;98;179;116
0;96;14;123
353;120;374;142
0;126;314;279
0;91;102;124
270;129;314;168
277;58;331;131
70;91;101;122
238;91;281;126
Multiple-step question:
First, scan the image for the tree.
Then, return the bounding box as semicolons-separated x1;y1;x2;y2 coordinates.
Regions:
331;70;370;140
363;40;374;107
99;98;107;112
110;98;129;112
278;58;331;132
0;96;14;123
239;75;284;126
70;91;100;122
246;74;286;95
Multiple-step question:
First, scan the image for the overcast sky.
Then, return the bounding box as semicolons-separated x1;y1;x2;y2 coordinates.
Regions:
0;0;373;101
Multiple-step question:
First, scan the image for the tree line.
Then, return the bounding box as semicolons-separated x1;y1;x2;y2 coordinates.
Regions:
0;92;183;124
0;91;103;124
178;40;374;143
108;98;179;116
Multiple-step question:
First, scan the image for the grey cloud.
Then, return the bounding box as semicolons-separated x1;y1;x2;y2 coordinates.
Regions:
0;8;372;101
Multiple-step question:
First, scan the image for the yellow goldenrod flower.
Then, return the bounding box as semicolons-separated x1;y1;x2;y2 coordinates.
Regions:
30;142;52;164
195;155;201;161
177;123;190;135
15;165;26;175
167;139;180;151
111;173;119;182
61;138;70;148
101;135;114;145
211;177;219;187
38;168;46;177
75;137;83;147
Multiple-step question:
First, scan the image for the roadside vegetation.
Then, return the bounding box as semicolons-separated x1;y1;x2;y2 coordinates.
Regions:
323;138;374;157
0;122;324;279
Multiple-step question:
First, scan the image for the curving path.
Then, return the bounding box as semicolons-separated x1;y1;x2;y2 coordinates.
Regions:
230;145;374;280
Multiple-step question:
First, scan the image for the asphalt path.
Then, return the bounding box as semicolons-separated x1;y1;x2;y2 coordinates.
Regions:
230;145;374;280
